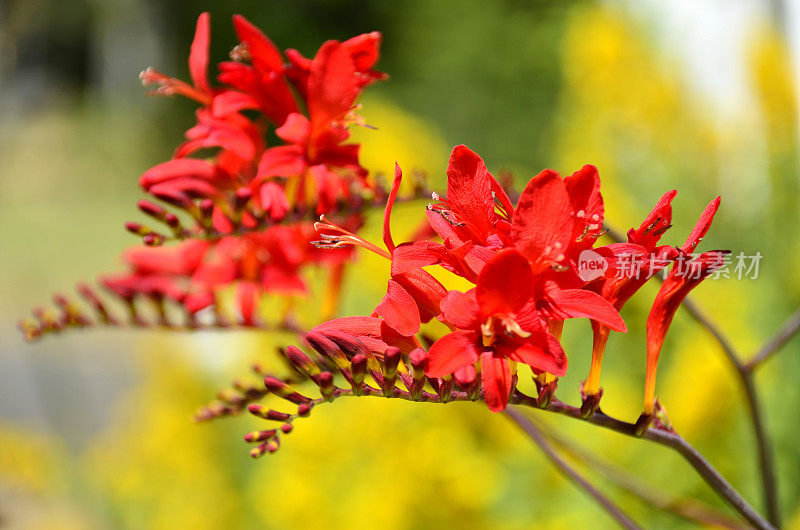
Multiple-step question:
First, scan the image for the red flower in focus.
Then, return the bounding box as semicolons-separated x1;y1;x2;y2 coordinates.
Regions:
582;190;681;398
425;249;625;412
390;146;514;282
642;197;727;414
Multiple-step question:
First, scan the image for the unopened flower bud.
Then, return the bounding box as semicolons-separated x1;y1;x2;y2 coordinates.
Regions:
350;354;367;396
314;371;336;401
246;404;291;422
244;429;277;443
297;403;312;417
381;347;401;397
280;423;293;434
264;376;311;405
409;348;428;400
284;345;319;376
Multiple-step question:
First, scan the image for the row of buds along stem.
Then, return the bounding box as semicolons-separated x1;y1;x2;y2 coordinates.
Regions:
126;171;431;247
198;327;561;457
18;279;305;342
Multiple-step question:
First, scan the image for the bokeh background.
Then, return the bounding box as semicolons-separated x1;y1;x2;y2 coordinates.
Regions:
2;0;800;528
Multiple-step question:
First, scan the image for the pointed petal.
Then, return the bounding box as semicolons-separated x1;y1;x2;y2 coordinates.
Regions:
211;90;260;117
628;190;677;249
682;197;721;253
310;316;418;354
503;337;567;377
480;351;512;412
564;164;604;245
308;41;359;136
393;269;447;323
256;145;306;178
236;281;259;325
375;279;421;336
383;163;403;252
189;12;211;94
426;331;480;377
232;15;284;72
476;248;533;316
275;113;311;145
140;158;216;190
445;145;494;239
440;290;481;330
390;241;446;275
544;288;627;332
511;169;574;271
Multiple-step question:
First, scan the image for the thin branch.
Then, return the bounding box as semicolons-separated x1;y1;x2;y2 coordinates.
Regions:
604;224;780;526
276;384;774;530
504;408;642;530
531;418;747;529
745;307;800;372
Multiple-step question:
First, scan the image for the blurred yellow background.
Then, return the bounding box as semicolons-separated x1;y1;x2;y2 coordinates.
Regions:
2;1;800;528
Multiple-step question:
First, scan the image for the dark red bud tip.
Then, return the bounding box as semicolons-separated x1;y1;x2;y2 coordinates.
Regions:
409;347;429;373
350;354;367;377
165;213;180;228
383;347;401;375
265;376;312;405
280;423;293;434
143;233;162;246
297;403;312;417
125;222;145;235
235;187;252;209
243;429;277;443
138;200;166;219
199;199;214;218
266;439;280;453
264;376;287;393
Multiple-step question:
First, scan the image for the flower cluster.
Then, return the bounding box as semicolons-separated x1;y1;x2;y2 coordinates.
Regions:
20;13;728;455
19;13;394;337
294;146;727;417
197;144;728;458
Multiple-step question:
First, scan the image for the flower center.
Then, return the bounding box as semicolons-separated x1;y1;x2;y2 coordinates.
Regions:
480;315;531;346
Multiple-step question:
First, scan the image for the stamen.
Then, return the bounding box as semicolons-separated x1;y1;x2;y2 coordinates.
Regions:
314;215;391;259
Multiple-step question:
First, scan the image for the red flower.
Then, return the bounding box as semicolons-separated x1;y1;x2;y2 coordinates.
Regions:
642;197;727;414
582;190;680;398
426;249;625;412
392;145;514;281
140;12;213;105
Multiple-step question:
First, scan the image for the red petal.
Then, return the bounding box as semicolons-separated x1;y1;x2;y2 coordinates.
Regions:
628;190;677;250
682;197;721;253
480;351;512;412
445;145;494;240
544;288;627;332
310;316;417;354
256;145;306;178
231;15;284;72
390;241;446;275
275;113;311;145
426;331;480;377
511;169;574;271
308;41;359;139
393;269;447;323
564;164;603;245
503;338;567;377
236;281;259;325
189;12;211;94
476;249;533;316
211;91;260;117
374;279;421;336
140;158;216;189
440;290;480;330
383;163;402;252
